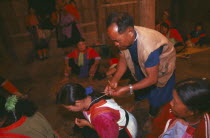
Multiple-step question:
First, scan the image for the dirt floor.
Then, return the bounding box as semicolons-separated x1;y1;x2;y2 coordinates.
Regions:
0;37;210;138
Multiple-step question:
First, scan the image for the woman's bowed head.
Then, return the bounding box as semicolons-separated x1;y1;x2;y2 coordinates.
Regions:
56;83;138;137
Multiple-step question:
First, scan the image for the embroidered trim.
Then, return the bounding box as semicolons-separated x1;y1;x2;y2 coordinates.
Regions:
0;116;27;132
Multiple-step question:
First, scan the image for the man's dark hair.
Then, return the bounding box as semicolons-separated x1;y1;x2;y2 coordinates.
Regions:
175;78;210;114
106;12;134;34
160;22;169;30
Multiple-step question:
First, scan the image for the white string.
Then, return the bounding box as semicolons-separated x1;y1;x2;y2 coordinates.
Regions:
88;94;106;109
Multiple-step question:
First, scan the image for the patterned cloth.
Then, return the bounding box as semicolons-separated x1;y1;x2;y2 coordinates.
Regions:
147;104;210;138
83;99;137;138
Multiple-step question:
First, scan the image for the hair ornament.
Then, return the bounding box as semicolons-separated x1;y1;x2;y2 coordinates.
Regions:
85;86;93;95
5;95;18;112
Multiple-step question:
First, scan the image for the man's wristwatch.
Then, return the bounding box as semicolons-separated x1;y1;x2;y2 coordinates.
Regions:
129;84;134;95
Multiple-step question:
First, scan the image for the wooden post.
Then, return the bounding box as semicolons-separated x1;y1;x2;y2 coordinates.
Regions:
139;0;155;29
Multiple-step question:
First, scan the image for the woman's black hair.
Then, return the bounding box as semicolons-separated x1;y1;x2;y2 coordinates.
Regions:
56;83;87;105
106;12;134;34
56;83;107;106
0;95;38;127
175;78;210;114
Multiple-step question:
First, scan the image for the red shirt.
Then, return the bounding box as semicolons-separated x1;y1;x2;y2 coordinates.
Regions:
147;103;209;138
163;29;183;42
65;4;80;21
66;47;101;60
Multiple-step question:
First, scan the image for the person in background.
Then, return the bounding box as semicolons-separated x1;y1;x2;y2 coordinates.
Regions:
0;76;23;97
36;13;54;60
99;58;133;81
64;0;80;22
160;22;184;53
155;10;171;32
25;8;39;62
147;78;210;138
64;38;101;79
0;95;59;137
187;23;206;47
56;7;81;55
56;83;137;138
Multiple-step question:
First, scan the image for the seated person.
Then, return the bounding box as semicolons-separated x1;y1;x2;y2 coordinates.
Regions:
160;22;183;45
147;78;210;138
56;83;137;138
99;58;133;81
155;10;171;32
187;23;206;46
106;58;119;78
160;22;184;53
0;95;58;137
64;38;101;78
0;76;24;97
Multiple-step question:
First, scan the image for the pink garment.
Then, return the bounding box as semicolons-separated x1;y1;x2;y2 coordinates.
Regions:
60;12;74;38
91;112;120;138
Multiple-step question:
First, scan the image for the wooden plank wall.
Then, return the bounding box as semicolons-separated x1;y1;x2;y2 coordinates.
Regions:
75;0;139;45
75;0;98;45
96;0;139;44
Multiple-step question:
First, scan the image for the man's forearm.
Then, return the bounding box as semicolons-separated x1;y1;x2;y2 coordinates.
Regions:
112;67;126;82
132;76;157;91
131;65;159;91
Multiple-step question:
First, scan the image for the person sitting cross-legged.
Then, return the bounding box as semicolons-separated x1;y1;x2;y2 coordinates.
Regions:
64;38;101;79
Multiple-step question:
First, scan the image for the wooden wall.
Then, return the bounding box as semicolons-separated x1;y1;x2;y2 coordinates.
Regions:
75;0;98;45
75;0;139;45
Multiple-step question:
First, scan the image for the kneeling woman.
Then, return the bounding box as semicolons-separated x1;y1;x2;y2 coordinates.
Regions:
147;78;210;138
56;83;137;138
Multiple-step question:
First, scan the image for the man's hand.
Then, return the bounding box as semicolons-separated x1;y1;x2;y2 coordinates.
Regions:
104;81;118;95
109;86;130;97
75;118;93;128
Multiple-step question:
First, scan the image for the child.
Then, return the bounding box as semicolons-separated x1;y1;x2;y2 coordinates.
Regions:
64;38;101;79
160;22;184;53
160;22;183;45
0;95;58;137
187;23;206;46
99;58;133;80
56;83;137;138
